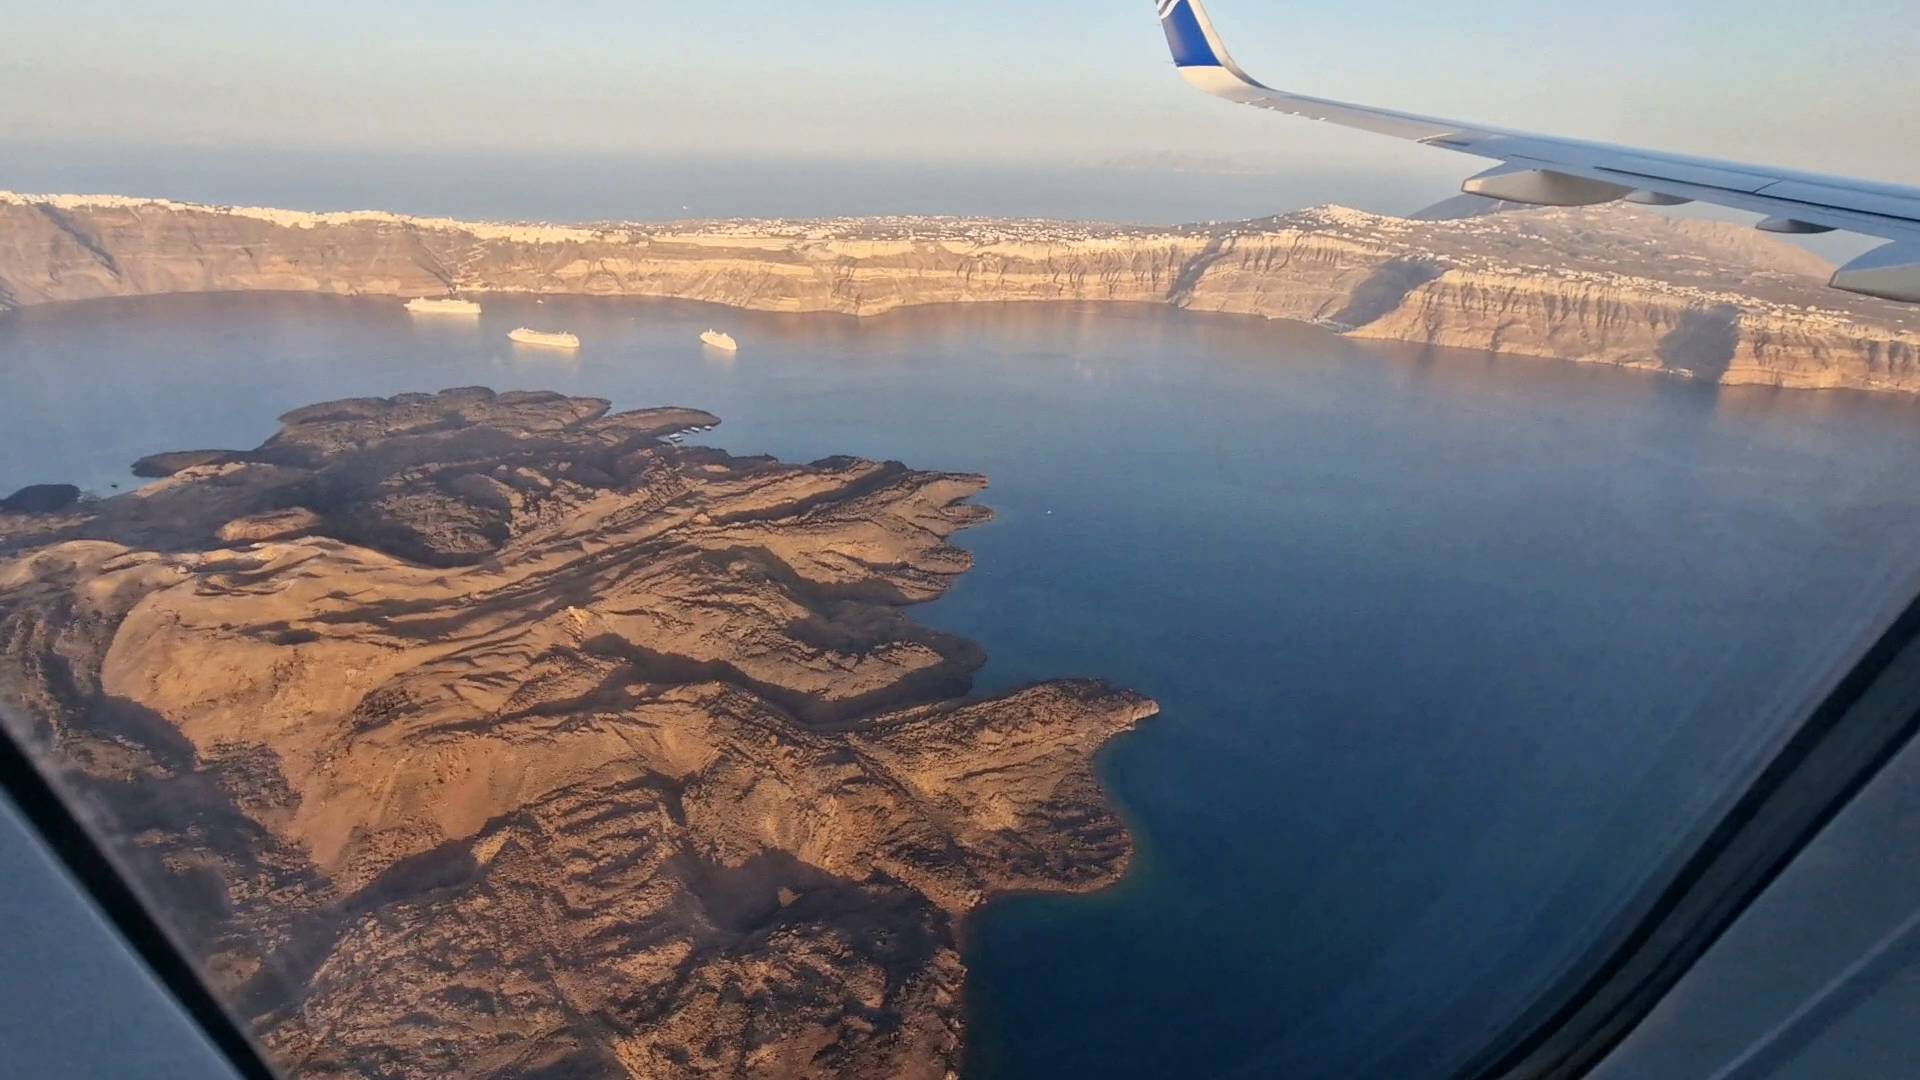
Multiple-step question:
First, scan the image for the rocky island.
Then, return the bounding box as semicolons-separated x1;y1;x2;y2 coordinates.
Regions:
3;191;1919;393
0;388;1156;1078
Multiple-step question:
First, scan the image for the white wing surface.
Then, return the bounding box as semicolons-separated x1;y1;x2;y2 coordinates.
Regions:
1156;0;1920;301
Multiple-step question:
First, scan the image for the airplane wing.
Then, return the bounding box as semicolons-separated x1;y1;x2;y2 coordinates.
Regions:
1155;0;1920;302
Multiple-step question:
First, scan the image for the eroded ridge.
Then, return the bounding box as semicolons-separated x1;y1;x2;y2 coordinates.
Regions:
0;387;1156;1078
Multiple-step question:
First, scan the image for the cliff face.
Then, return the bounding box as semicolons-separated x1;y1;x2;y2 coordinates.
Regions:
0;389;1155;1078
4;191;1920;393
0;196;454;305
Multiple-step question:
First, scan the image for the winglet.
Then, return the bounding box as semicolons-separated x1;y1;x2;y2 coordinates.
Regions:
1157;0;1261;85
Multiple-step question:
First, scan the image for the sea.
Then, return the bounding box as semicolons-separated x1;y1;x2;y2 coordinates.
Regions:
6;293;1920;1078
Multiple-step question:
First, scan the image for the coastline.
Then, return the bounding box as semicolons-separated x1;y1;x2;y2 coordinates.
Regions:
0;388;1158;1077
10;272;1920;1079
4;191;1918;395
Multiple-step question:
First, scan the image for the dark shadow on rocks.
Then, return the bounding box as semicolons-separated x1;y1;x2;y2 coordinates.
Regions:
676;849;843;934
1328;258;1449;329
498;1041;631;1080
1;483;82;514
1657;303;1741;382
1168;233;1232;308
231;830;485;1023
55;696;327;966
579;625;981;728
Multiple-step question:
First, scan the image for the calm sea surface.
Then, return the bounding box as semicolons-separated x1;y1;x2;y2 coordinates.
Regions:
6;294;1920;1078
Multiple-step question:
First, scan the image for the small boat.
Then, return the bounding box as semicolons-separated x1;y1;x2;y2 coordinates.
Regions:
405;297;482;316
508;327;581;350
700;329;739;352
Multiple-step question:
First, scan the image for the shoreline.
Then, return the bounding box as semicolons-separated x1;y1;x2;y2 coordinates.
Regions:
4;191;1918;396
16;288;1916;405
0;388;1157;1076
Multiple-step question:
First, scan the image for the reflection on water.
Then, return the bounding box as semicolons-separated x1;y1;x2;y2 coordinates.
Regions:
508;343;584;367
7;294;1920;1078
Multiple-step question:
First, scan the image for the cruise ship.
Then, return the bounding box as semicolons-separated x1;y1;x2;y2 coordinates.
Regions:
404;297;482;316
700;329;739;351
507;328;581;350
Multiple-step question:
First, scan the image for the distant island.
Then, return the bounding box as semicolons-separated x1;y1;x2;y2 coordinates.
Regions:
0;388;1155;1077
3;191;1918;393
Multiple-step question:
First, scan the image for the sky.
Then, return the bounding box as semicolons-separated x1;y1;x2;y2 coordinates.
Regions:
4;0;1917;222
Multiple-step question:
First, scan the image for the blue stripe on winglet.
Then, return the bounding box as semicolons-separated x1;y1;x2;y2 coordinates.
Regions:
1161;1;1220;68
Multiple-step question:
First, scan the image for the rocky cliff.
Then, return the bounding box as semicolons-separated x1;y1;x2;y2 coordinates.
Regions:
0;388;1156;1078
4;191;1919;392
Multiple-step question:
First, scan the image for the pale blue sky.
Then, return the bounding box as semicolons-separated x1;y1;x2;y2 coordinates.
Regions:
4;0;1916;220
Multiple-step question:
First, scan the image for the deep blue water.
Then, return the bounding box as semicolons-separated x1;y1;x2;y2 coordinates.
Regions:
5;294;1920;1078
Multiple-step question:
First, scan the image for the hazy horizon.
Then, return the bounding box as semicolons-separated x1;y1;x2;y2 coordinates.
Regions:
5;139;1884;266
0;139;1470;225
7;0;1916;230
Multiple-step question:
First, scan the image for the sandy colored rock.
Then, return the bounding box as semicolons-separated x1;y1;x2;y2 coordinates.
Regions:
3;191;1917;393
0;387;1155;1079
216;507;325;544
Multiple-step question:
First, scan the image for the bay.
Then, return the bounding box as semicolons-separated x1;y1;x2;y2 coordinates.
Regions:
6;293;1920;1077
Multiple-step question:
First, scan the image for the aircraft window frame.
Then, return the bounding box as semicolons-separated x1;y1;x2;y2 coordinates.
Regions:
1453;589;1920;1080
0;705;281;1080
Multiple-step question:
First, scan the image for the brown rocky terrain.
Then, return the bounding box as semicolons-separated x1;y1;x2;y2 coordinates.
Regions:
0;388;1155;1078
3;191;1919;393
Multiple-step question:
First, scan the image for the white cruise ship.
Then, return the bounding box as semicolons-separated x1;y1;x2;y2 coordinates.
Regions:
404;297;482;316
508;328;581;350
700;329;739;352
